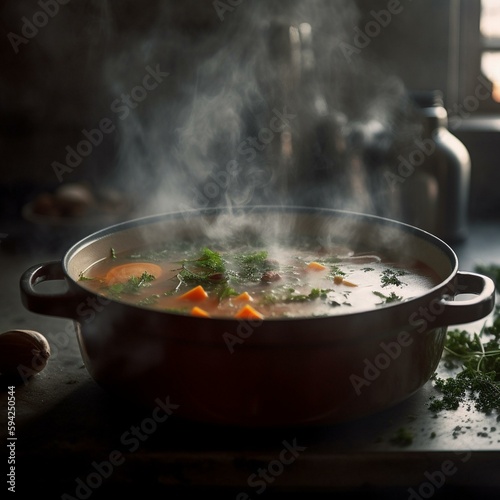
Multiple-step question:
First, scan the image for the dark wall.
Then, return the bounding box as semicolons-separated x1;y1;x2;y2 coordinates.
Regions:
354;0;452;95
1;0;495;217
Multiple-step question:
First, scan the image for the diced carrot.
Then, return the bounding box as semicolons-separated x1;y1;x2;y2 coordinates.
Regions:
178;285;208;301
191;306;210;318
105;262;163;285
234;291;253;302
333;275;357;287
342;279;358;287
234;304;264;320
307;261;327;271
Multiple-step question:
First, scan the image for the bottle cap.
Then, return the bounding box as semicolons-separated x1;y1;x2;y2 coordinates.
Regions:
408;90;444;108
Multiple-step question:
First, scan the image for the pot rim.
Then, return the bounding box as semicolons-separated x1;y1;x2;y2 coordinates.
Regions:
61;205;460;325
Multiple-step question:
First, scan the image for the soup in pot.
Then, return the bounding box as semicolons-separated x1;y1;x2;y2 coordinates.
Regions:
78;237;440;320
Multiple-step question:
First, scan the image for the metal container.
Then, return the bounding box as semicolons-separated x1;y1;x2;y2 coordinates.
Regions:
400;90;471;244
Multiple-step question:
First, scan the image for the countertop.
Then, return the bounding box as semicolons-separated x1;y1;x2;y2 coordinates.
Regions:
1;216;500;499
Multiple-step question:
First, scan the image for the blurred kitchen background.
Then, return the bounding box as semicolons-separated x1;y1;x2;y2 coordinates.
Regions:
1;0;500;253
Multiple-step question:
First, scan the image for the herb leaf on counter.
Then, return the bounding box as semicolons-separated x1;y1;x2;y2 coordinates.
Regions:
475;264;500;289
429;264;500;415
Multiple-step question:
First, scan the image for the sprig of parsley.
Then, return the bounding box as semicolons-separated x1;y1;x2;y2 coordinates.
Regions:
380;268;407;288
176;247;227;285
373;290;403;304
107;271;156;296
429;269;500;415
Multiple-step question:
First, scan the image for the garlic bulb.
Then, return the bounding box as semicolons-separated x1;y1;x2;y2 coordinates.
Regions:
0;329;51;381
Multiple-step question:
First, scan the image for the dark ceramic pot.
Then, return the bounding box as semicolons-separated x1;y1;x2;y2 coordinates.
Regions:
20;206;495;426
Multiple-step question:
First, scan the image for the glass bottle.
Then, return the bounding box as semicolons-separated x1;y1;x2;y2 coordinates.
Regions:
402;90;471;243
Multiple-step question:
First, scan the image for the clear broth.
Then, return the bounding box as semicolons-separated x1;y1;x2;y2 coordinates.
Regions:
79;239;440;319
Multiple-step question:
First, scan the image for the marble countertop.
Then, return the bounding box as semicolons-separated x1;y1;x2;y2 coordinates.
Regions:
1;216;500;498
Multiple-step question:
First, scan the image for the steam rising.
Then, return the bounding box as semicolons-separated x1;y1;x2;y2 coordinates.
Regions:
99;0;422;223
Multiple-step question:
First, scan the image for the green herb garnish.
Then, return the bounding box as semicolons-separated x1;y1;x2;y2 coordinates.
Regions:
380;268;407;287
475;264;500;289
138;294;161;306
78;272;93;281
107;271;156;296
429;266;500;415
390;427;414;447
429;321;500;414
176;247;227;286
328;265;346;278
216;285;238;300
196;247;225;272
238;250;269;265
430;370;500;413
373;290;403;304
234;250;276;282
285;288;329;302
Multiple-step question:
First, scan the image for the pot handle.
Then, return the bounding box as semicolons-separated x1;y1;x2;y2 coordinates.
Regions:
436;271;496;327
20;261;81;319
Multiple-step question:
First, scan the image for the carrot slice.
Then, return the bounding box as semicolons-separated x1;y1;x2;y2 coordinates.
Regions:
191;306;210;318
333;275;357;287
234;291;253;302
307;261;327;271
342;279;358;287
105;262;162;285
234;304;264;320
178;285;208;301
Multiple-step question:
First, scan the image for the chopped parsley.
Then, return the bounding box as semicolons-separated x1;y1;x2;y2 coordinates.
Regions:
475;264;500;289
430;370;500;413
173;247;281;298
328;265;347;278
285;288;333;302
78;272;92;281
216;285;239;300
238;250;268;266
107;271;156;296
138;294;161;306
176;247;227;286
380;268;407;288
373;290;403;304
429;268;500;415
390;427;414;447
191;247;225;273
233;250;277;282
